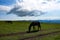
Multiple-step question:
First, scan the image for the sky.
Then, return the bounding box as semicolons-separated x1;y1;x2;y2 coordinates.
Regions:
0;0;60;21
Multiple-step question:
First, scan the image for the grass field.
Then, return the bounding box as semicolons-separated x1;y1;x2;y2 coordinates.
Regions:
0;21;60;40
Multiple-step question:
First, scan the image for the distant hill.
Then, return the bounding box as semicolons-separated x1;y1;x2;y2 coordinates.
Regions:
39;20;60;23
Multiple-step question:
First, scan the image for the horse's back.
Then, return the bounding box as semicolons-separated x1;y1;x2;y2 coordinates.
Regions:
31;22;40;26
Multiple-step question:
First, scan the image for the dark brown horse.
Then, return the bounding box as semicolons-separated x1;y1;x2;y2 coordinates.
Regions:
28;21;41;32
5;21;12;24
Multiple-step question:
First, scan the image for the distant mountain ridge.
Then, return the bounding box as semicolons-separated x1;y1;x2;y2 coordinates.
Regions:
39;20;60;23
22;20;60;23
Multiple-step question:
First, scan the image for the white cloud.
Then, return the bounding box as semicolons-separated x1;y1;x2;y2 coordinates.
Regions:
0;5;11;11
0;0;60;13
16;0;60;11
0;3;16;12
0;16;60;21
0;0;60;12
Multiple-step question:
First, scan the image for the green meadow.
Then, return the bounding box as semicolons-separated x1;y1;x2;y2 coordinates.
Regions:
0;21;60;40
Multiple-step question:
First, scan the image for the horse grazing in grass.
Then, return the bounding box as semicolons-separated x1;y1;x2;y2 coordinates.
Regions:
5;21;12;24
28;21;41;33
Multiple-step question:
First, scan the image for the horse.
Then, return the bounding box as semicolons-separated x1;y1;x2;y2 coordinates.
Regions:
5;21;12;24
28;21;41;32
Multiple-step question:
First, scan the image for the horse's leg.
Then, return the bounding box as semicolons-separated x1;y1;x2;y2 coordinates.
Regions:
38;23;41;31
40;23;41;30
33;26;35;31
28;24;32;32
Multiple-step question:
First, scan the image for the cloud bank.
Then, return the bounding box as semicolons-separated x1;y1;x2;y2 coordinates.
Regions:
0;0;60;20
7;0;60;17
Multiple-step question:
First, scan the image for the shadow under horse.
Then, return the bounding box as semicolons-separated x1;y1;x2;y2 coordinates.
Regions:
27;21;41;33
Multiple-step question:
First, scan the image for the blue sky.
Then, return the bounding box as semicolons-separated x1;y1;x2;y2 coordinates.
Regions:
0;0;60;20
0;0;16;5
